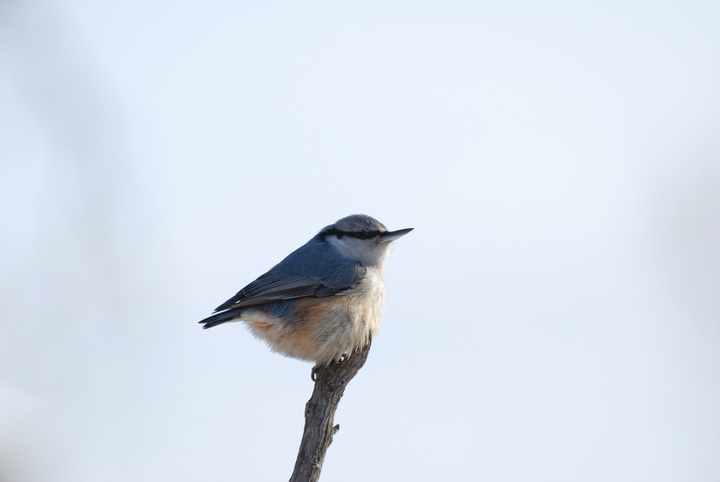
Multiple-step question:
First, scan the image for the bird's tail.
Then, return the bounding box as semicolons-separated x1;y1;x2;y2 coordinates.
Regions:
198;309;241;329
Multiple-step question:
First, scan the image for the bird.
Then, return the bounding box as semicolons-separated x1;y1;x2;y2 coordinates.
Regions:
198;214;412;365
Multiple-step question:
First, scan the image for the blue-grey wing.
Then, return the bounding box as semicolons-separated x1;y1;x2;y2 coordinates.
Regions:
213;237;366;312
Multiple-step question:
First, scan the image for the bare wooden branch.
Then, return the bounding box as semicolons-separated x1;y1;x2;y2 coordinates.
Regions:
289;341;372;482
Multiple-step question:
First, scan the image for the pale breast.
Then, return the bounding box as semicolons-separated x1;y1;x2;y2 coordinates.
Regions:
237;269;387;364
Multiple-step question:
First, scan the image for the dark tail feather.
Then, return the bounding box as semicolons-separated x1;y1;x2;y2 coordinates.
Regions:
198;310;242;329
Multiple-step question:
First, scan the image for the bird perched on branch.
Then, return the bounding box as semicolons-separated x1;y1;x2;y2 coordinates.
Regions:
199;214;412;365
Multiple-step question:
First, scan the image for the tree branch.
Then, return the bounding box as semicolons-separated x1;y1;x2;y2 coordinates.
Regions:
289;341;372;482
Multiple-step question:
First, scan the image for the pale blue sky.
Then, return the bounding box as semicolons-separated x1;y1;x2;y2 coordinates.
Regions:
1;1;719;481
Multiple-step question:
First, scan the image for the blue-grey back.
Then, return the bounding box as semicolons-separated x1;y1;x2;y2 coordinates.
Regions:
267;235;364;288
211;235;366;319
242;236;365;320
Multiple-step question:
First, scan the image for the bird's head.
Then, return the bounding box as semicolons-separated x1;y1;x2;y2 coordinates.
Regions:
318;214;413;267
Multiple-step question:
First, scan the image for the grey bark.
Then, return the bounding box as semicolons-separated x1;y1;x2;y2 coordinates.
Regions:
289;341;372;482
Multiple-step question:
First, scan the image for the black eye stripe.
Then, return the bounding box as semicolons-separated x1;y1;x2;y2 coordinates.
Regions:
319;228;386;240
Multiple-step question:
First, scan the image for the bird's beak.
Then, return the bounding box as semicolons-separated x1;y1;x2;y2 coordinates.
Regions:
380;227;414;243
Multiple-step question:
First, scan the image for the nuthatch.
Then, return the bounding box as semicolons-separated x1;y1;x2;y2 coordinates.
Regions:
199;214;412;365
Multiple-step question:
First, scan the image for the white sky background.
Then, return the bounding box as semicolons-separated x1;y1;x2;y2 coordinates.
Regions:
1;1;719;481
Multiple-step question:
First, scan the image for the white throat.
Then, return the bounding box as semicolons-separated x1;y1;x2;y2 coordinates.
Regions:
327;235;390;269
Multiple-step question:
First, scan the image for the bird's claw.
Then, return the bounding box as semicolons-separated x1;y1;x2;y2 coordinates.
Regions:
311;353;349;381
